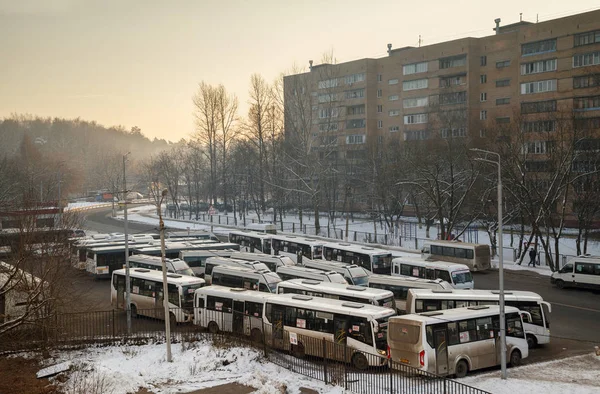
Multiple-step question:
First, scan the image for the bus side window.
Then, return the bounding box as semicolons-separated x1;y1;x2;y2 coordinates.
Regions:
197;297;205;308
466;250;474;259
393;265;399;274
448;322;459;345
425;268;435;280
436;270;451;283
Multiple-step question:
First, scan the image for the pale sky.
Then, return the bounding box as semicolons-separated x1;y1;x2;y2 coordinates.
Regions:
1;0;599;142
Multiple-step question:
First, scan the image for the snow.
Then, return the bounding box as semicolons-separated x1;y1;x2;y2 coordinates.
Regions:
65;202;111;211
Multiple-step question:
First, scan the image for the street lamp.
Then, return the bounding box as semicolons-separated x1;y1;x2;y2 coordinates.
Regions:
470;148;507;379
157;188;172;362
123;152;131;334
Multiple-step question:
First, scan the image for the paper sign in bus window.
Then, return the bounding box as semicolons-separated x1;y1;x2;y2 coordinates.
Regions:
459;331;470;343
215;302;223;311
297;319;306;328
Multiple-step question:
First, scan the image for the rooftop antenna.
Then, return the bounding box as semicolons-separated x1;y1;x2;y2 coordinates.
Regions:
418;35;423;47
536;14;539;23
520;13;522;22
309;60;313;71
387;43;392;56
494;18;501;34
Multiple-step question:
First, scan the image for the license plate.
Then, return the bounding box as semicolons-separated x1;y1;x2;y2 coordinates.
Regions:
400;358;410;364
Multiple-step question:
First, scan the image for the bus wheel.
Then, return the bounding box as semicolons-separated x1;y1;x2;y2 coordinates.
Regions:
291;343;305;359
251;328;263;343
130;304;137;318
208;321;219;334
510;350;522;367
526;334;537;349
169;313;177;328
455;360;468;378
556;280;565;289
351;352;369;370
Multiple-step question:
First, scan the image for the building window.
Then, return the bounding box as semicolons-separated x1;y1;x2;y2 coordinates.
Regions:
320;136;337;146
574;30;600;47
389;78;399;85
575;117;600;130
496;117;511;124
403;61;428;75
404;113;428;124
480;110;487;120
389;125;400;132
345;73;365;84
389;95;399;101
520;79;557;94
318;122;339;132
496;79;510;87
521;100;557;114
480;93;487;102
377;120;383;129
347;105;365;115
441;127;467;138
378;74;383;82
574;74;600;89
377;104;383;113
403;78;428;91
377;89;382;98
403;130;430;141
525;160;552;172
319;107;339;119
318;78;338;89
345;89;365;99
521;120;556;133
346;119;366;129
573;51;600;68
389;110;400;117
574;138;600;151
480;56;487;66
521;39;557;56
318;93;338;103
496;97;510;105
522;141;551;154
496;60;511;68
440;74;467;88
480;74;487;84
574;95;600;111
403;96;429;108
521;59;557;75
439;55;467;69
439;91;467;105
346;135;365;144
480;129;487;138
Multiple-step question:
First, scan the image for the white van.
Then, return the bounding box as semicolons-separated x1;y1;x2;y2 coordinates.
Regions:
391;257;474;289
299;258;370;286
275;266;348;284
367;275;453;313
229;251;295;272
128;254;195;277
211;265;281;293
204;257;270;284
551;255;600;290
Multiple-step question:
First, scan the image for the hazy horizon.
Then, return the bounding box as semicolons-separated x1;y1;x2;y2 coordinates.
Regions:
1;0;599;142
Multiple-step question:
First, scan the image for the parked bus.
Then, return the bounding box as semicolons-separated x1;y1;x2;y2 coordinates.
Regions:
110;268;205;326
167;230;219;241
244;223;277;234
131;241;226;260
229;251;295;273
388;305;528;377
204;257;270;283
87;244;133;278
210;265;281;293
299;259;370;286
193;285;274;341
551;255;600;290
228;230;272;254
367;275;453;314
405;288;551;348
323;242;392;275
276;266;347;284
422;241;491;272
264;293;396;369
391;257;474;289
179;249;237;277
277;279;395;309
128;254;195;276
270;235;324;262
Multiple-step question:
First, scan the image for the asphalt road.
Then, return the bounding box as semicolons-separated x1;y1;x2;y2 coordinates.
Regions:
80;207;600;363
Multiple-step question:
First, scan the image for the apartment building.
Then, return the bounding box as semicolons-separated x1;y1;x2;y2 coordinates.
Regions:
283;9;600;158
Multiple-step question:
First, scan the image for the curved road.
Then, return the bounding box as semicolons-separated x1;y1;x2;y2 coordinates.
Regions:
81;207;600;363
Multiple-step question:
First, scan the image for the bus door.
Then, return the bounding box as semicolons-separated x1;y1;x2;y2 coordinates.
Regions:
271;304;285;346
116;275;126;309
432;325;448;375
233;300;245;335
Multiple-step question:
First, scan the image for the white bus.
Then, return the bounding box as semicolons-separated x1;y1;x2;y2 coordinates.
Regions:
551;255;600;290
367;275;453;314
264;293;395;369
204;257;270;283
179;249;237;277
422;241;491;272
276;266;347;284
277;279;395;309
87;244;133;278
228;230;272;254
167;230;218;241
270;235;324;262
128;254;195;277
300;259;371;286
193;285;274;341
228;251;295;273
405;289;551;348
388;305;529;377
210;265;282;293
110;268;205;326
244;223;277;234
323;242;392;275
392;257;474;289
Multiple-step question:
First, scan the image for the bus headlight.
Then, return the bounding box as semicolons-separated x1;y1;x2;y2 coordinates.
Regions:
378;349;386;356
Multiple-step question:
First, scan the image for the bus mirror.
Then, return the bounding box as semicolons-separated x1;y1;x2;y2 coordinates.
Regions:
520;311;532;323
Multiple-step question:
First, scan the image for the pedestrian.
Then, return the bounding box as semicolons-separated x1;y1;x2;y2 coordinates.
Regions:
528;248;537;267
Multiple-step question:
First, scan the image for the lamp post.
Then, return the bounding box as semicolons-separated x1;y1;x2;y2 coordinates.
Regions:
123;152;131;334
471;148;506;379
157;189;172;362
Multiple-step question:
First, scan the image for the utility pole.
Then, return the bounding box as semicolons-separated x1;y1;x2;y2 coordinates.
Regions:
123;152;131;334
158;189;172;362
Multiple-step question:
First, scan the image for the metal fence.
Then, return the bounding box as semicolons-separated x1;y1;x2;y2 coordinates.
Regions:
0;308;490;394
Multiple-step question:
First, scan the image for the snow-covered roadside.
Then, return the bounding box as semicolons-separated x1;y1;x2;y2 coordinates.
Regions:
33;341;346;394
65;202;112;211
461;352;600;394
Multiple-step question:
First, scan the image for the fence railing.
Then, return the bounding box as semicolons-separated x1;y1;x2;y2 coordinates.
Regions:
0;308;491;394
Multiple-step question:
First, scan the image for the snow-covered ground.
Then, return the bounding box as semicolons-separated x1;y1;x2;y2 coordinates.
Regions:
65;202;111;211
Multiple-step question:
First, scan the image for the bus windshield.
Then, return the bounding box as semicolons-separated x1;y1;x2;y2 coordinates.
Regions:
265;273;282;292
372;254;392;274
313;246;323;259
181;284;204;309
348;266;369;286
452;270;473;284
375;314;394;351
